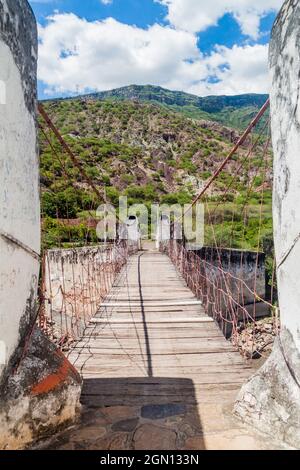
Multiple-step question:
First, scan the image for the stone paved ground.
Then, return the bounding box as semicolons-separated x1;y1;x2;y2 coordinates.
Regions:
44;401;285;450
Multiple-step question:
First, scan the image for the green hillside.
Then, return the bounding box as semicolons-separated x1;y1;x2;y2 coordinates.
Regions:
39;97;273;255
78;85;269;131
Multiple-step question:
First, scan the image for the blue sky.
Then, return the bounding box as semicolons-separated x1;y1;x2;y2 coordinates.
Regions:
29;0;283;99
31;0;167;28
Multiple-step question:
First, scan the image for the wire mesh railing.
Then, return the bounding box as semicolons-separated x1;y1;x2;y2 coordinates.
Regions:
39;241;131;349
162;100;279;358
37;104;138;348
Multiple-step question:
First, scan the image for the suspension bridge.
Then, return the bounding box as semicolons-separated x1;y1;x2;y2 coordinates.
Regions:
3;0;300;451
34;100;282;450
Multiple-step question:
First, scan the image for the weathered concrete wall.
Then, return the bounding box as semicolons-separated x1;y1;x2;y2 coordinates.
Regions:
235;0;300;449
162;240;268;336
195;247;266;306
189;247;267;337
44;245;126;341
0;0;81;449
270;0;300;351
0;329;81;450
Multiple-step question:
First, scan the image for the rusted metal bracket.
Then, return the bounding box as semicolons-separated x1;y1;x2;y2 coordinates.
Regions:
0;229;40;261
277;231;300;270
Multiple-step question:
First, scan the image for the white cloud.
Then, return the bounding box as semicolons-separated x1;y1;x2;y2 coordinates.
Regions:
37;13;270;97
100;0;113;4
194;44;270;96
38;13;200;94
159;0;283;39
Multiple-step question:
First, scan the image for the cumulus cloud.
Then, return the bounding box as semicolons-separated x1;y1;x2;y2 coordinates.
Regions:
194;44;270;95
158;0;283;39
38;13;200;94
37;12;270;97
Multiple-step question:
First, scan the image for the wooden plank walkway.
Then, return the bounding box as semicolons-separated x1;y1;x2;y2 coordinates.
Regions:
48;249;282;450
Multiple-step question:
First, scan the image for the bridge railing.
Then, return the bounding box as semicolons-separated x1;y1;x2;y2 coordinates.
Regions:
37;105;140;348
162;100;280;357
164;239;275;342
39;239;135;348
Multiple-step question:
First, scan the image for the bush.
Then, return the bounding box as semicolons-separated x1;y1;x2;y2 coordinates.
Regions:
42;217;98;249
86;166;100;179
101;175;111;186
125;184;158;203
121;174;134;185
106;187;120;206
42;188;81;218
160;191;192;205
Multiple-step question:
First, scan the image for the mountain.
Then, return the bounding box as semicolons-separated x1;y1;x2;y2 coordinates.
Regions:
79;85;269;131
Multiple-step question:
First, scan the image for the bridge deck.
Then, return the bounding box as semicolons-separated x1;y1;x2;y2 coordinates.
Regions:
50;250;280;450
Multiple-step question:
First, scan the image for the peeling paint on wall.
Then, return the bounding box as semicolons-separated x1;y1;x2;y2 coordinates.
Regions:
0;79;5;104
0;341;6;366
0;0;37;115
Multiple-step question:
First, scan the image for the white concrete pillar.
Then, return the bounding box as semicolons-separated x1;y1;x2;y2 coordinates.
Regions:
0;0;40;380
156;215;170;249
270;0;300;353
126;216;141;250
235;0;300;448
0;1;81;449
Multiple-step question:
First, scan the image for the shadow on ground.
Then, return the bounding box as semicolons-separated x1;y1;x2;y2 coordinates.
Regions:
47;377;205;450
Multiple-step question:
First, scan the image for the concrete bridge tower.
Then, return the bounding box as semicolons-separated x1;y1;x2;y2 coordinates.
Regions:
0;0;81;449
235;0;300;448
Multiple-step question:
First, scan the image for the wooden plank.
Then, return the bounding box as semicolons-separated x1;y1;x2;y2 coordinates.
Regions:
90;318;214;325
98;301;203;308
80;389;240;406
81;383;245;397
69;347;237;356
75;333;224;341
71;352;247;366
81;374;252;391
67;249;255;416
72;337;230;348
81;374;252;386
